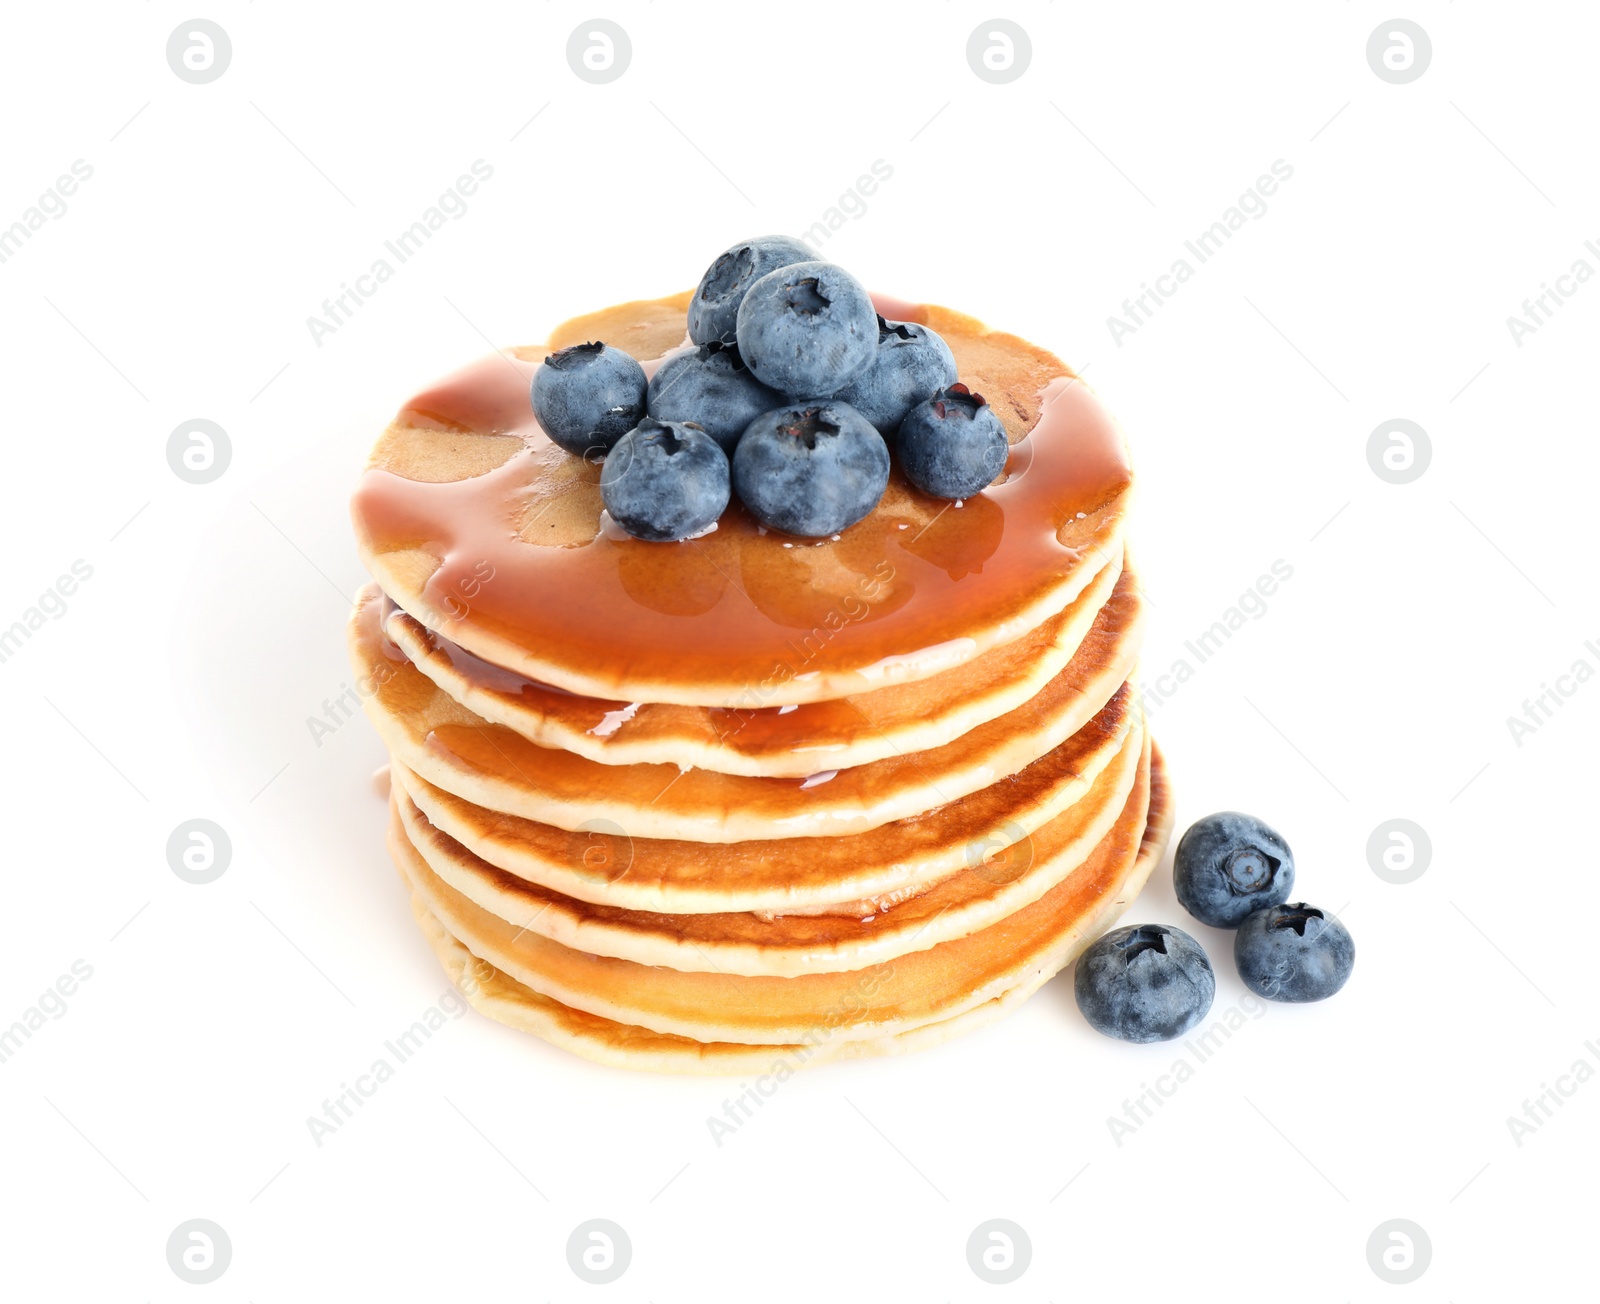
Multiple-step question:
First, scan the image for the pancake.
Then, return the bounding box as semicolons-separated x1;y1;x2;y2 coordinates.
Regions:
387;734;1153;1045
348;566;1145;842
402;742;1171;1073
393;712;1145;976
404;889;1034;1073
389;679;1136;915
351;294;1134;708
380;546;1127;778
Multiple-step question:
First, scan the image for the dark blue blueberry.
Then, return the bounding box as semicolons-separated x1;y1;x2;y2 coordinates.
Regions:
645;341;782;454
530;342;647;458
1173;812;1295;928
1074;923;1216;1043
599;419;730;542
734;261;878;398
896;384;1008;499
688;235;817;345
834;317;957;434
731;401;888;537
1234;903;1355;1002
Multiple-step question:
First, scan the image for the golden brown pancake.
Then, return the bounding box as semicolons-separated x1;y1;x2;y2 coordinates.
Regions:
387;736;1153;1046
402;743;1171;1073
348;566;1144;842
401;742;1171;1073
380;547;1127;778
393;715;1145;976
351;294;1134;707
388;679;1136;915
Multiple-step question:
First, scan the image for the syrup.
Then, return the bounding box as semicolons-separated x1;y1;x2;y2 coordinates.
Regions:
352;295;1132;706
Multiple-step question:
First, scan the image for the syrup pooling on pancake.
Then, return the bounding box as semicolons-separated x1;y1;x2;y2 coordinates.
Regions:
351;296;1133;706
349;578;1144;842
378;590;586;700
378;551;1128;777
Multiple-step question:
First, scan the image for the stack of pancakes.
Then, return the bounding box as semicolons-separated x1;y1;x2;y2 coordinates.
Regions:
348;291;1170;1072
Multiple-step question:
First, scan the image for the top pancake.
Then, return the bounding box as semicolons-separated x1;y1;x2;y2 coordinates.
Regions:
351;293;1134;708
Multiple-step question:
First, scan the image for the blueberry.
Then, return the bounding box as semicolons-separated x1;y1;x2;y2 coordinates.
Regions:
689;235;817;345
530;342;647;458
600;419;730;542
834;317;957;434
1234;903;1355;1002
646;341;782;454
1074;924;1216;1043
897;384;1009;499
735;261;878;398
732;401;888;537
1173;812;1295;928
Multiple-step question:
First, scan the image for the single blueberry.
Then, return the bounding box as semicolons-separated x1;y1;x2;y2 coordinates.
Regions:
1074;923;1216;1043
834;317;958;435
897;383;1009;499
646;341;783;454
734;261;878;398
1234;903;1355;1002
530;342;647;458
689;235;817;345
1173;812;1295;928
600;419;730;542
732;401;888;538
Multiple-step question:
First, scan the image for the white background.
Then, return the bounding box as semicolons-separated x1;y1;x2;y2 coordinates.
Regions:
2;2;1596;1298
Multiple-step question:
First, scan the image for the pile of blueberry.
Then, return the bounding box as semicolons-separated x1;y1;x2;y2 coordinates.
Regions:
528;236;1009;542
1074;812;1356;1043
